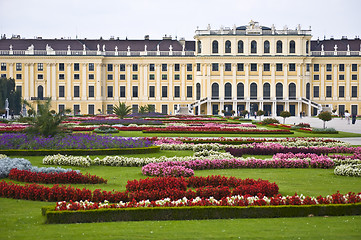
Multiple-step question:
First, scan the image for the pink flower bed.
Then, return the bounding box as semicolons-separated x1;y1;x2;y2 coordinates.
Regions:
0;123;29;133
143;126;291;134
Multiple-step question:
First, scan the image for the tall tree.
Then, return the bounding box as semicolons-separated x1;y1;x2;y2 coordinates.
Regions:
0;77;21;114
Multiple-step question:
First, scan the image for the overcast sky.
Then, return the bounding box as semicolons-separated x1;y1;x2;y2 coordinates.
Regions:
1;0;360;41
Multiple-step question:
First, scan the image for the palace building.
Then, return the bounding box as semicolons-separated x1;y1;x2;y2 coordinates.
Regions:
0;20;360;116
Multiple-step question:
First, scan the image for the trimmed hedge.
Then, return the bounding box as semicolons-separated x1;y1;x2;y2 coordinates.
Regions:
0;146;160;156
42;203;361;224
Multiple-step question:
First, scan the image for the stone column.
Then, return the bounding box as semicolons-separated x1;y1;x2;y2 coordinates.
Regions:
24;63;29;100
156;64;161;101
244;63;249;100
46;63;51;98
169;64;173;100
320;64;325;100
346;64;351;100
114;64;119;101
296;64;301;99
30;63;35;99
207;63;211;98
96;63;102;101
359;64;361;101
9;63;14;79
126;64;131;101
258;63;263;100
270;63;276;99
51;63;56;100
143;64;148;100
181;64;186;101
82;63;87;100
333;64;338;100
66;63;72;100
219;63;224;101
283;63;288;100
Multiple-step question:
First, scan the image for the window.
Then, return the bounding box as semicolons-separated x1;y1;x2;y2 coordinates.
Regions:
119;74;125;80
149;86;155;98
250;83;257;99
224;83;231;99
37;85;43;99
161;105;168;114
107;74;113;80
174;74;180;80
88;86;94;97
225;40;231;53
196;83;201;100
132;104;138;114
352;74;358;80
89;74;94;80
149;74;154;80
211;83;219;99
187;64;192;71
289;40;295;54
37;74;43;80
16;74;22;79
59;63;64;71
88;104;94;115
162;74;167;80
225;63;232;71
162;86;168;98
37;63;43;71
162;64;167;71
197;41;202;53
264;41;270;54
74;74;80;80
132;64;138;71
187;86;193;98
1;74;6;78
120;86;126;97
352;64;357;72
326;75;332;80
58;104;65;113
237;83;244;99
306;41;309;54
313;86;319;98
197;63;201;72
88;63;94;71
276;64;283;71
352;86;358;98
313;64;319;71
59;74;65;80
107;64;113;71
314;75;319;80
339;86;345;98
132;86;138;97
107;86;113;98
339;64;345;72
276;83;283;99
238;40;244;53
149;64;155;71
306;83;310;100
251;40;257;54
74;63;79;71
237;63;244;71
74;105;80;115
326;86;332;98
263;83;270;99
174;64;180;71
1;63;6;71
106;104;113;114
16;63;22;71
306;64;310;72
212;63;219;71
250;63;257;71
263;63;270;71
212;40;219;54
339;75;345;80
326;64;332;71
59;86;65;97
74;86;80;98
289;83;296;99
276;40;283;53
289;63;296;72
119;64;125;71
187;74;192;80
132;74;138;80
174;86;180;98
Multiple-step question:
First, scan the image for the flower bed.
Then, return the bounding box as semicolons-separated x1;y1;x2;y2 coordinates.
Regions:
334;164;361;177
143;126;292;134
8;169;107;184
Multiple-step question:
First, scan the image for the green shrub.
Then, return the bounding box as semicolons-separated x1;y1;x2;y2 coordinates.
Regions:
312;128;338;134
260;118;280;125
93;126;119;134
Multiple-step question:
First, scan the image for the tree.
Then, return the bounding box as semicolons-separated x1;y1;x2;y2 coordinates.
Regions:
23;99;71;137
113;102;132;119
241;110;249;118
257;110;265;121
318;111;332;129
280;111;291;124
139;105;149;114
0;77;21;114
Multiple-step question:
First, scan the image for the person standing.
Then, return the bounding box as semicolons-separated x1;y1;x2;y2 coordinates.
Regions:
345;110;351;124
352;113;357;124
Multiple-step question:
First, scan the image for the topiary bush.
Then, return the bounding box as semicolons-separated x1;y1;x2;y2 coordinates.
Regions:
260;118;280;125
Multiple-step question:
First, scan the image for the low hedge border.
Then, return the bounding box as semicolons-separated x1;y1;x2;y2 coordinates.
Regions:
42;203;361;224
0;146;160;156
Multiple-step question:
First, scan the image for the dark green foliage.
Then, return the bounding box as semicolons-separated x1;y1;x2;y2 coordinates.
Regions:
0;77;21;114
241;110;249;117
318;111;333;129
113;102;132;119
280;111;291;124
260;118;280;125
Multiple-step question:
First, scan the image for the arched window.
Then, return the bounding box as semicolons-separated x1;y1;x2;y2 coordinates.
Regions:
250;83;257;99
225;40;231;53
306;41;309;54
197;41;202;54
37;85;43;100
212;40;218;54
276;40;283;53
237;82;244;99
276;83;283;99
196;83;201;100
264;40;270;54
263;83;270;99
251;41;257;54
211;82;219;99
289;83;296;99
306;83;310;100
225;83;232;99
289;40;296;54
238;40;244;53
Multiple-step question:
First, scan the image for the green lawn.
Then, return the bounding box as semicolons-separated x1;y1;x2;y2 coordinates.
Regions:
2;150;361;239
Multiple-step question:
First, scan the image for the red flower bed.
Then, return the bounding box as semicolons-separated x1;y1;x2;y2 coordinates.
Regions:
143;126;291;134
8;169;107;184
